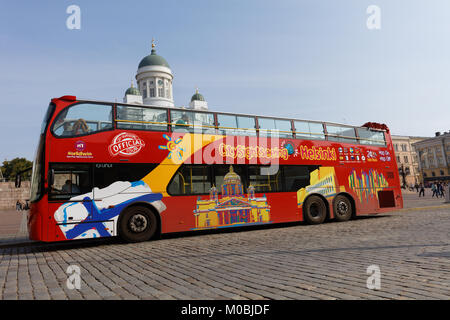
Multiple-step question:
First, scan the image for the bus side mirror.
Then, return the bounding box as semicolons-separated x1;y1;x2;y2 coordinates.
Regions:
15;175;21;188
48;169;55;187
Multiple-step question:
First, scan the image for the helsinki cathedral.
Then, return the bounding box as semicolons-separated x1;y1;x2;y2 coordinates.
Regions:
123;40;208;111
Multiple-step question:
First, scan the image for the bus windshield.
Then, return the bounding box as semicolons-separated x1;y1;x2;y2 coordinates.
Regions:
31;103;55;202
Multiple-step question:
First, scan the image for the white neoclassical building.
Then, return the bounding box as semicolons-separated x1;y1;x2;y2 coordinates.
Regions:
123;40;208;110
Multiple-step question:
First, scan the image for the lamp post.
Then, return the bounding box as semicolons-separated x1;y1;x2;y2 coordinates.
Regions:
399;164;406;189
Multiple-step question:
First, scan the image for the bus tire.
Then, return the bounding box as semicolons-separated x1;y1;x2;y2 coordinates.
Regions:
303;195;327;225
333;195;353;222
118;205;158;243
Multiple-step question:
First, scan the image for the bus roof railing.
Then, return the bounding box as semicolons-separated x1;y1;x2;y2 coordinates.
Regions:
67;96;388;133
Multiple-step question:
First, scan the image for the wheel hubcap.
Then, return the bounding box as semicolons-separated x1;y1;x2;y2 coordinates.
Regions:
129;214;148;233
310;203;321;218
337;201;349;215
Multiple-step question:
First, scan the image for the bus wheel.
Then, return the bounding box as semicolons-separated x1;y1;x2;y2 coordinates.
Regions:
303;195;327;225
118;206;157;243
333;195;352;222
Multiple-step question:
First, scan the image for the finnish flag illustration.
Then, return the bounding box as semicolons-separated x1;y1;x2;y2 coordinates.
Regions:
54;181;166;240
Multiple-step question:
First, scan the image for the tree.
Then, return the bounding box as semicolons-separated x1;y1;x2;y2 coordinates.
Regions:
1;158;33;180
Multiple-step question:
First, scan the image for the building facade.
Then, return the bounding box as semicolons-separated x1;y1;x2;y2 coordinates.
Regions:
412;132;450;185
391;135;428;187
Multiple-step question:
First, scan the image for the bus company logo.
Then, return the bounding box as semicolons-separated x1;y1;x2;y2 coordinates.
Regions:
75;141;86;151
109;132;145;157
67;140;93;159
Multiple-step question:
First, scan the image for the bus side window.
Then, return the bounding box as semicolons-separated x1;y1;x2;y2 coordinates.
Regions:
258;118;293;139
167;165;212;195
49;164;91;200
52;103;113;137
283;165;319;192
326;124;357;143
217;115;256;137
248;165;282;193
116;105;168;131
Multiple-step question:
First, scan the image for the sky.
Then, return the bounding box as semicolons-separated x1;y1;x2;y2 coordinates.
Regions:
1;0;449;161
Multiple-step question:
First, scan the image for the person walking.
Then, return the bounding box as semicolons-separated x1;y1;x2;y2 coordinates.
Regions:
419;183;425;197
438;182;444;198
431;183;437;198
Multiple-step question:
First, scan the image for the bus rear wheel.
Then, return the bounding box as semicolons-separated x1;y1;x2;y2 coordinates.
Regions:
118;206;157;243
333;195;353;222
303;195;327;225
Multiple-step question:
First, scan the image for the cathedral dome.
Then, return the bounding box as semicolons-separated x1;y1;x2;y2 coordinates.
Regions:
138;47;170;69
191;89;205;102
125;81;140;96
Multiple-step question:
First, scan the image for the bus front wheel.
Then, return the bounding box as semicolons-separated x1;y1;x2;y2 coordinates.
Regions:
303;195;327;225
118;206;158;243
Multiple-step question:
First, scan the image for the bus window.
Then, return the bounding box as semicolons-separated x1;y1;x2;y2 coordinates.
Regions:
283;165;318;191
170;110;215;133
357;128;386;146
52;103;113;137
326;124;357;143
258;118;293;138
217;114;256;136
116;105;168;131
294;121;325;140
49;164;91;200
167;165;212;195
248;166;282;193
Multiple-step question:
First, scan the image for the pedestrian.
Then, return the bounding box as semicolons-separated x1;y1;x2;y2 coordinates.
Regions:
438;182;444;198
419;183;425;197
415;183;419;192
16;200;21;211
431;183;437;198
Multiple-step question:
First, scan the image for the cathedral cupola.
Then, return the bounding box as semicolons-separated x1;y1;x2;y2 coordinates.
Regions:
136;39;174;107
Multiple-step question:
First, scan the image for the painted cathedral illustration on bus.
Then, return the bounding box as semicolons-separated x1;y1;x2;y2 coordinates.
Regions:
193;166;271;229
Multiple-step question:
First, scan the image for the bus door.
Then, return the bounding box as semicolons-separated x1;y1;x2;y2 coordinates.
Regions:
47;164;93;239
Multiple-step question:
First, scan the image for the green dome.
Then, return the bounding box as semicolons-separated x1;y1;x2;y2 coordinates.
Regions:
125;81;141;96
125;86;141;96
191;90;205;102
138;49;170;69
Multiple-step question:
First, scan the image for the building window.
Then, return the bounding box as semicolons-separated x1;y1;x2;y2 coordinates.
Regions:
440;170;444;176
401;144;407;151
149;88;155;97
432;171;436;177
394;144;399;152
158;87;164;98
404;156;409;163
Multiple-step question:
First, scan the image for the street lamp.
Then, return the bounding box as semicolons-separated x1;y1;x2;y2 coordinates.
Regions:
399;164;406;188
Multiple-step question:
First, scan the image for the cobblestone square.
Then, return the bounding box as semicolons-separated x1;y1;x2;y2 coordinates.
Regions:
0;192;449;300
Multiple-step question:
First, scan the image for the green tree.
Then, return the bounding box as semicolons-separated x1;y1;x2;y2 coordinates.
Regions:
1;158;33;180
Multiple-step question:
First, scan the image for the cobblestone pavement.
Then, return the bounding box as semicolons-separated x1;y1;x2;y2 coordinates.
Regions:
0;193;449;300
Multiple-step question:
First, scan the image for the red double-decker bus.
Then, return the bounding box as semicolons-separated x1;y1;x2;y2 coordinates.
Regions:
26;95;403;242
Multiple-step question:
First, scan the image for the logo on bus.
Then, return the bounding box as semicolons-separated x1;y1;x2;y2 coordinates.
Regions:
109;132;145;157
